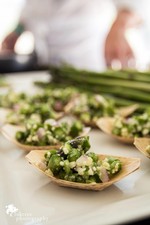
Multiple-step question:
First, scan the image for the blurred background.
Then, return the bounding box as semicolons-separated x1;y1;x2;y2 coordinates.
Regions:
1;0;150;72
0;0;34;55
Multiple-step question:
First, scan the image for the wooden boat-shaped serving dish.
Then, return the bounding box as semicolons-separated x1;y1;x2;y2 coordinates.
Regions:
26;150;140;191
134;137;150;158
1;123;90;151
96;117;134;144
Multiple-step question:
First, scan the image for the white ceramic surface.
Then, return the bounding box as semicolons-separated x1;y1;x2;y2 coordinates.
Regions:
0;72;150;225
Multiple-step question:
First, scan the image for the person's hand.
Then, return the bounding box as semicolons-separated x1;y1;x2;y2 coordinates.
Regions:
0;32;19;53
105;9;142;69
105;22;134;68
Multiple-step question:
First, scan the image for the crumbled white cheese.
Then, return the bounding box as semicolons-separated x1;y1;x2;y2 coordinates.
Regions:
46;152;51;157
141;113;148;120
32;135;39;142
63;147;69;154
45;119;57;126
76;155;92;167
102;161;110;170
115;119;123;128
69;161;76;168
26;135;32;143
121;128;129;137
92;166;96;171
88;167;94;176
76;167;86;176
60;161;64;166
26;124;32;130
33;124;38;130
142;128;149;136
112;162;119;174
137;125;142;132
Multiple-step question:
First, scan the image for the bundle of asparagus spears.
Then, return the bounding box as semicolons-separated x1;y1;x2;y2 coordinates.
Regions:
46;66;150;109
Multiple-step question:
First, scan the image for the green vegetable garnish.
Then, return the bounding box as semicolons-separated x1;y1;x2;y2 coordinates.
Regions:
71;93;115;125
112;111;150;138
16;119;85;146
44;136;122;183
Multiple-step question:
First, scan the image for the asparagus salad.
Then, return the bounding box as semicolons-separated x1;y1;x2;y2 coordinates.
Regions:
112;111;150;138
6;102;58;125
71;93;114;125
30;87;78;112
16;119;86;146
0;90;28;108
0;87;77;111
0;88;77;125
44;136;122;183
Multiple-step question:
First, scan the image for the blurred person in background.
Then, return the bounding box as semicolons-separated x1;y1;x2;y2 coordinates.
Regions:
0;0;149;71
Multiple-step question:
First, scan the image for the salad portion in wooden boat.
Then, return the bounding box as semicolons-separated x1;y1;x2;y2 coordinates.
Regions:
1;119;90;151
26;136;140;191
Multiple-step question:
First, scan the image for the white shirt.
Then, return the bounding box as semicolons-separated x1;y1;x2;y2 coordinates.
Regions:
19;0;150;71
20;0;116;71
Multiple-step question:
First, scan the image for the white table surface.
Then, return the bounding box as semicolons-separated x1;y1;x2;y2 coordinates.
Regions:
0;71;150;225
